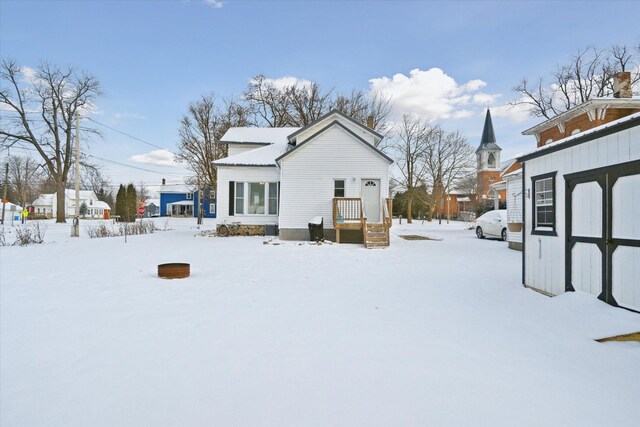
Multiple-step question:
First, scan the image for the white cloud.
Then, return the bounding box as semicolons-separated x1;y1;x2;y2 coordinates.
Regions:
203;0;224;8
369;68;502;121
130;150;177;167
491;101;532;123
21;66;39;85
259;75;313;90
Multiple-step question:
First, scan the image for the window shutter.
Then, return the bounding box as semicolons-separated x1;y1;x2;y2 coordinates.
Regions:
229;181;235;216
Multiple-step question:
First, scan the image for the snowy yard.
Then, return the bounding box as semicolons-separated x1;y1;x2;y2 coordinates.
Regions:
1;218;639;426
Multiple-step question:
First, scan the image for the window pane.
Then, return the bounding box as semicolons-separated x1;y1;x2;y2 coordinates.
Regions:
534;177;554;227
268;183;278;215
235;182;244;214
334;180;345;197
249;183;265;214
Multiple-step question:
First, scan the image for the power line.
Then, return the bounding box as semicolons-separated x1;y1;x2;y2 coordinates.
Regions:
87;154;184;177
86;117;174;153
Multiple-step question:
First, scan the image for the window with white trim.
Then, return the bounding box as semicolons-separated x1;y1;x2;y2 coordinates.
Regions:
186;193;192;200
268;183;278;215
234;182;279;216
209;203;215;214
235;182;244;215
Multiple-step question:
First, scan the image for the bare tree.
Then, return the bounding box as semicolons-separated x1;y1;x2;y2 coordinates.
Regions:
0;60;102;222
176;94;249;194
512;43;640;119
7;155;44;207
389;114;435;223
244;75;292;127
423;129;475;223
331;89;392;144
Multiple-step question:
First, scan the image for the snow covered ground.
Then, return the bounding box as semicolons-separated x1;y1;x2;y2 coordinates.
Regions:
1;218;639;426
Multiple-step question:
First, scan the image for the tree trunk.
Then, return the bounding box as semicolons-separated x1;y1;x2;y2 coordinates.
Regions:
55;180;67;223
407;194;413;224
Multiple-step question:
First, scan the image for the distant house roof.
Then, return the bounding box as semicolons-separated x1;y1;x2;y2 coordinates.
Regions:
32;194;54;206
220;127;300;145
518;111;640;162
145;198;160;206
93;200;111;210
521;97;640;136
159;184;191;194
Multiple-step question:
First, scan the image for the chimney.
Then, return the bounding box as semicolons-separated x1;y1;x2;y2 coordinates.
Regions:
162;178;166;185
613;71;632;99
366;115;374;129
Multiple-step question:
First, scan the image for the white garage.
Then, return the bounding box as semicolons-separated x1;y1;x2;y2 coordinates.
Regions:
519;112;640;312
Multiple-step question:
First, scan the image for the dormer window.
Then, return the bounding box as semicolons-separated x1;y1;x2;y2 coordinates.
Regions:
488;153;496;168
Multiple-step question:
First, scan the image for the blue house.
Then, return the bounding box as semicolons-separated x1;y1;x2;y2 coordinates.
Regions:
158;184;216;218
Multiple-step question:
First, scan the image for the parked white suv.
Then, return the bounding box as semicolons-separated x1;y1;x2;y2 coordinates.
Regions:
475;209;508;241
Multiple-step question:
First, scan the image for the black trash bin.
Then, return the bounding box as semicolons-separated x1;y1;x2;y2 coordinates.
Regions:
308;216;323;242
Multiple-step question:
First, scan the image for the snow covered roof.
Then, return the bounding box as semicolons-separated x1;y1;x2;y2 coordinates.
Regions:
32;194;54;206
214;142;289;167
502;169;523;179
145;198;160;206
220;127;300;145
519;111;640;162
159;184;191;194
63;189;98;200
168;200;194;206
522;97;640;136
93;201;111;210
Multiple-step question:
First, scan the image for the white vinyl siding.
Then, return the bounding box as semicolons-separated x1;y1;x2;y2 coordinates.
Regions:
216;166;280;225
505;173;523;244
227;143;266;157
293;115;378;147
279;125;389;230
523;122;640;297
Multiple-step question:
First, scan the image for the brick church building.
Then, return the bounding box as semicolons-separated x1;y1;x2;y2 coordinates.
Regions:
433;109;520;219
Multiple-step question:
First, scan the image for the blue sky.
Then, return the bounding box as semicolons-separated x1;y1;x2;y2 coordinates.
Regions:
1;0;639;190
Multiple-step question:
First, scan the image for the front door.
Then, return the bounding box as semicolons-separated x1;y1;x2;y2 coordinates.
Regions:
566;160;640;312
361;179;381;223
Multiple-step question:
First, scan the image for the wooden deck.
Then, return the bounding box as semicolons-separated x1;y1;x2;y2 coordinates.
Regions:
333;198;392;248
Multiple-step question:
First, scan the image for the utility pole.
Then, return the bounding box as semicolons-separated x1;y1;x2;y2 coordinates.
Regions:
1;162;8;225
72;110;80;237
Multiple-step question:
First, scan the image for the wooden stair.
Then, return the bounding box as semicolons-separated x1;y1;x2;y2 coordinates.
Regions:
365;223;389;248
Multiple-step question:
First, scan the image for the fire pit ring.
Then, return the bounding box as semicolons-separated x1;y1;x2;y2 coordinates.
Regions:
158;263;190;279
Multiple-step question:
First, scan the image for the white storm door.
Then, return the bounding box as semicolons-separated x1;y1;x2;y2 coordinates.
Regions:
361;179;381;222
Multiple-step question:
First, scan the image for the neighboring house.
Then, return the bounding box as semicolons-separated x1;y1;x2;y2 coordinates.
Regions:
214;110;393;246
1;202;24;223
144;199;160;218
500;169;523;251
517;71;639;312
158;184;216;218
31;190;111;219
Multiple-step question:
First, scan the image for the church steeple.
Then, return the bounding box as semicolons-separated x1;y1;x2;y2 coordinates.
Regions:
476;109;501;153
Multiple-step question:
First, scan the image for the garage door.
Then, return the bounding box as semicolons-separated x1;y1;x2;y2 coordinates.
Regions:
566;160;640;312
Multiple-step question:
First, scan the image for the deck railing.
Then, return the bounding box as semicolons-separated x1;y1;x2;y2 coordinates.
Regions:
333;197;363;224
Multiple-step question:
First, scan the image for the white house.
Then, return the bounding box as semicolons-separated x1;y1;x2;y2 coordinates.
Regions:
214;110;393;246
32;190;111;219
517;78;639;312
